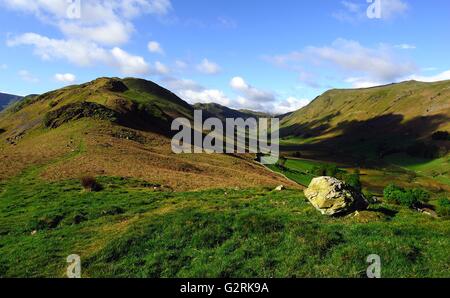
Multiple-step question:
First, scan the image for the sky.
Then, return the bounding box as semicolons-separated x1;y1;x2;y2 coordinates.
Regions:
0;0;449;114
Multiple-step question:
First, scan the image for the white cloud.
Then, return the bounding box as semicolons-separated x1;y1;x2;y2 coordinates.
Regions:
180;89;231;106
406;70;450;83
2;0;172;46
306;39;416;82
197;58;221;74
0;64;7;70
266;38;417;88
110;47;149;75
18;70;39;83
161;77;230;106
395;44;416;50
161;76;305;114
275;97;311;114
2;1;169;75
154;61;170;74
148;41;164;54
7;33;110;66
59;20;134;46
7;33;150;75
54;73;76;83
230;76;277;103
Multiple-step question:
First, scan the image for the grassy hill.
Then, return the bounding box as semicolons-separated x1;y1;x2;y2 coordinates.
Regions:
278;80;450;193
0;77;292;190
0;92;22;110
0;77;448;278
281;80;449;158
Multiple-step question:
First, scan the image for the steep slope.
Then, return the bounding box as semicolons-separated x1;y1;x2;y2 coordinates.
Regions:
0;92;22;110
0;77;294;190
281;80;450;160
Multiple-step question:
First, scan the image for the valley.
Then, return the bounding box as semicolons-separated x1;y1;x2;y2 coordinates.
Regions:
0;77;448;278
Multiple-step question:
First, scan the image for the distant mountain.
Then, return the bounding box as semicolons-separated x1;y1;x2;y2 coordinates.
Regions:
193;102;272;121
281;80;450;160
0;92;22;110
0;77;292;190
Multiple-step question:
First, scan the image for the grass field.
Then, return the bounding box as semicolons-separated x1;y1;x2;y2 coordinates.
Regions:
267;158;326;186
0;165;449;278
384;154;450;186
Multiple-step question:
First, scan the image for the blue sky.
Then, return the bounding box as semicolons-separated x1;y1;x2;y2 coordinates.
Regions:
0;0;449;113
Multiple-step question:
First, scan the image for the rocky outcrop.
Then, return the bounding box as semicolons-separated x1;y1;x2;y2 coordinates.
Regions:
304;176;369;216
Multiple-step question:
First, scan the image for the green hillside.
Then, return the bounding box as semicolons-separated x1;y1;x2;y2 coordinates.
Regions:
0;92;22;110
281;80;450;160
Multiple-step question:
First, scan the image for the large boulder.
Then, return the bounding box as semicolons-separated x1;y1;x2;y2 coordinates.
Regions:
304;177;368;216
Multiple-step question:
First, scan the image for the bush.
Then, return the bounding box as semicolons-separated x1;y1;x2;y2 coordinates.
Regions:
383;184;429;208
81;176;103;192
313;164;339;177
344;173;362;192
436;198;450;217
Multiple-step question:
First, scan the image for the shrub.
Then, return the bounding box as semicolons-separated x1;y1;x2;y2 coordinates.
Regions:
383;184;429;208
81;176;103;192
313;164;339;177
436;198;450;217
344;173;362;192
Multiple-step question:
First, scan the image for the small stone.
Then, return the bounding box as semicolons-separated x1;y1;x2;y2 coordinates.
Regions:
275;185;285;191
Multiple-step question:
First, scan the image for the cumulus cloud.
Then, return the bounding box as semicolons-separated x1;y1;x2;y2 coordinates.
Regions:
161;77;231;106
7;33;150;75
7;33;110;66
2;1;170;75
230;77;276;103
406;70;450;83
148;41;164;54
161;76;308;114
1;0;172;46
110;47;149;75
197;58;221;74
181;89;231;106
54;73;76;83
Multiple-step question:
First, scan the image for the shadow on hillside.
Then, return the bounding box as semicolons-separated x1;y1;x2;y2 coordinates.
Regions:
281;113;449;165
